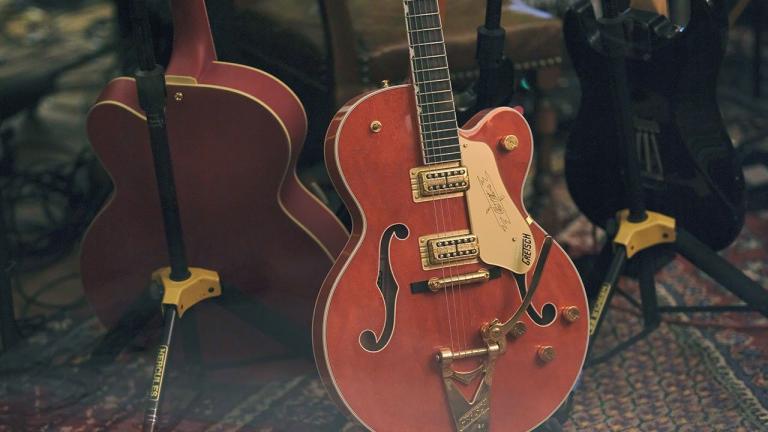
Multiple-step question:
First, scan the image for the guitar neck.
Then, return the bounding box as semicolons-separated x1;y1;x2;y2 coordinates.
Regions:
166;0;218;78
403;0;461;165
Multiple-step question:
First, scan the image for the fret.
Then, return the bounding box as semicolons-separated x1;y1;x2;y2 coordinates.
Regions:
414;77;450;85
420;109;455;116
420;113;457;123
408;12;440;18
424;143;463;150
417;89;452;96
406;16;441;31
413;65;448;72
417;95;453;105
405;0;439;14
411;41;443;46
424;149;462;158
424;144;460;152
422;131;459;140
416;80;451;93
409;26;441;32
413;69;450;82
418;101;454;114
422;129;458;137
422;119;456;125
412;57;448;72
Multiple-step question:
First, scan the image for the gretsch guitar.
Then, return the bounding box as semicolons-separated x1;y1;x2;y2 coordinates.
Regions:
82;0;348;361
314;1;589;430
563;0;745;251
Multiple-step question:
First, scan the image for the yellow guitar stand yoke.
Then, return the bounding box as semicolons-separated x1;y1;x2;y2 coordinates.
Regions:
587;209;677;366
152;267;222;317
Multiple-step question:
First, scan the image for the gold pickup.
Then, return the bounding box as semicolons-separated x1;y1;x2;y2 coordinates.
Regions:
419;231;480;269
410;163;470;202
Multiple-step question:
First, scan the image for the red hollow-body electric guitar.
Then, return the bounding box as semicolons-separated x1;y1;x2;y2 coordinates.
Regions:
82;0;348;361
314;1;588;430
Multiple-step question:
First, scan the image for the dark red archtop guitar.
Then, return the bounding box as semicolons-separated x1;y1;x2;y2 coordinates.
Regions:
314;1;589;430
81;0;348;361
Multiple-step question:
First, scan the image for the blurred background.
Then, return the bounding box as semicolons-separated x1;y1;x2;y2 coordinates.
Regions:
0;0;766;430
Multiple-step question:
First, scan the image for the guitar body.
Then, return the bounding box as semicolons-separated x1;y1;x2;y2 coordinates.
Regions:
81;0;347;361
315;85;588;431
563;0;745;251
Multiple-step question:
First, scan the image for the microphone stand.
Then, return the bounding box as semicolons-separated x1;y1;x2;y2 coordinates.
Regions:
474;0;510;111
126;1;222;430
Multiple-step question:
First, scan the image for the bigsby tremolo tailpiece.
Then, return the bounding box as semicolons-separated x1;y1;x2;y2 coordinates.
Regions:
435;237;553;432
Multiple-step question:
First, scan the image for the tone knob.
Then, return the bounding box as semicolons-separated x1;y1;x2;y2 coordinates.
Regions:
537;346;556;363
370;121;383;133
499;135;519;151
509;321;527;338
562;306;581;323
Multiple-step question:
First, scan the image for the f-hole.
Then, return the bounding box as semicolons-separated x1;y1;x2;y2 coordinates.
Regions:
513;273;556;326
359;224;409;352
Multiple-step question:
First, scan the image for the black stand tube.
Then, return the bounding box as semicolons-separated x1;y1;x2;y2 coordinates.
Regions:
143;305;177;432
598;2;647;222
0;192;21;352
474;0;507;110
129;0;189;281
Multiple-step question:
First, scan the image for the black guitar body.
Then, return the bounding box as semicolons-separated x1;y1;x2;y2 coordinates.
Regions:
563;0;745;251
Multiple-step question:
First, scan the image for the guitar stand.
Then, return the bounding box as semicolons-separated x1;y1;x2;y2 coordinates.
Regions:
0;179;22;353
579;0;768;368
97;2;223;430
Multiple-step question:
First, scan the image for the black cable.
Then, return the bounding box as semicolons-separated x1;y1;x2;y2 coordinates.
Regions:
2;147;109;271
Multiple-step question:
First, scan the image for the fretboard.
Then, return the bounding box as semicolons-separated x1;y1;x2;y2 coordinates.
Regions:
404;0;460;164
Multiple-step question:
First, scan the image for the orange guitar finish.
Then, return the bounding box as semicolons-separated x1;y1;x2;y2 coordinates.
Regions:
81;0;347;361
314;85;588;431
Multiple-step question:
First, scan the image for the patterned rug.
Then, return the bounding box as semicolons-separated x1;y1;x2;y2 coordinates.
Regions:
0;213;766;431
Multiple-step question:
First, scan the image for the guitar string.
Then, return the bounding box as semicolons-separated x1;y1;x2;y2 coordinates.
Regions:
408;0;455;352
425;0;470;352
410;0;466;351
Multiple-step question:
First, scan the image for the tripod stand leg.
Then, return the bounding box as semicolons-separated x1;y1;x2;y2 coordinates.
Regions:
89;285;159;364
638;255;661;330
586;246;627;359
143;304;177;432
675;228;768;317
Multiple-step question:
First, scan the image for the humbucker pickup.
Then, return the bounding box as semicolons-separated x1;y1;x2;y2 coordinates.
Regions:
418;167;469;196
428;234;479;265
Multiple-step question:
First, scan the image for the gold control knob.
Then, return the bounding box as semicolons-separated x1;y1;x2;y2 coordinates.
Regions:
379;79;391;88
174;92;184;102
370;121;383;133
499;135;519;151
537;346;555;363
509;321;527;338
562;306;581;323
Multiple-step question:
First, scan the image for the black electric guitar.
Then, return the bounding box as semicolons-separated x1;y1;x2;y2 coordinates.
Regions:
563;0;745;250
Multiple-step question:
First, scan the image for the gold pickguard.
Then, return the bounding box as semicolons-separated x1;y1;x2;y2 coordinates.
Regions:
460;136;535;274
